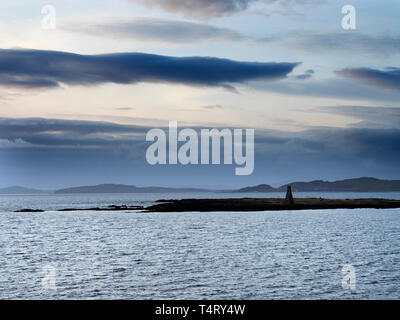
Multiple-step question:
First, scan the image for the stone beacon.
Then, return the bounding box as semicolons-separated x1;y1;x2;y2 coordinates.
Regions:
284;185;294;205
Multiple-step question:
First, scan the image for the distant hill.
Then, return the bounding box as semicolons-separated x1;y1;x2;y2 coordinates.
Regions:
5;177;400;195
279;178;400;192
55;184;214;194
238;178;400;193
236;184;276;192
0;186;46;194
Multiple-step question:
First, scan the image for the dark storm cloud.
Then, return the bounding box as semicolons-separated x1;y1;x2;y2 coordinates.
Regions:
0;118;146;137
337;67;400;92
2;117;400;187
0;117;149;149
2;117;400;164
254;126;400;168
64;18;246;43
0;49;299;90
303;127;400;163
130;0;324;19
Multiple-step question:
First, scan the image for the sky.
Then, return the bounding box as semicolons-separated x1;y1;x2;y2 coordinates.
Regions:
1;0;400;189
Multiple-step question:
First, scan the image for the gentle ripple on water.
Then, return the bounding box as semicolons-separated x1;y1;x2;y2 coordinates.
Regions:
0;193;400;299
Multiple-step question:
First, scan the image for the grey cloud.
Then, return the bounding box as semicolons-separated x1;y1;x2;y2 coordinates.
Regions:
202;104;225;109
292;69;314;80
319;106;400;129
2;117;400;188
250;7;304;18
337;67;400;92
0;117;146;139
115;107;134;111
252;77;400;102
287;33;400;57
0;49;299;90
130;0;325;19
296;127;400;164
0;117;152;154
2;117;399;164
132;0;253;19
254;126;400;169
64;18;246;43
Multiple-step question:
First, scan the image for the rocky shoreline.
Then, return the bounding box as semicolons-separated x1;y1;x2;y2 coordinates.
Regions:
15;205;143;213
13;198;400;213
144;198;400;212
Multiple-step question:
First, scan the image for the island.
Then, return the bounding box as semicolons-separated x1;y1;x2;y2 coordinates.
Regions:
14;198;400;213
144;185;400;212
13;186;400;213
144;197;400;212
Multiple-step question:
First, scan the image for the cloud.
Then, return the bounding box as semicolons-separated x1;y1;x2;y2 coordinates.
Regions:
291;127;400;165
253;125;400;172
63;17;246;43
130;0;324;19
115;107;134;111
2;117;400;188
319;106;400;129
337;67;400;92
250;7;304;17
0;49;299;90
0;138;30;148
292;69;314;80
251;77;400;102
2;117;400;164
132;0;253;19
286;32;400;57
0;117;152;157
202;104;225;109
0;117;146;139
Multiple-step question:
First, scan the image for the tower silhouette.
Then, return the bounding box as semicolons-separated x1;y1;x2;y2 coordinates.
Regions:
284;185;294;205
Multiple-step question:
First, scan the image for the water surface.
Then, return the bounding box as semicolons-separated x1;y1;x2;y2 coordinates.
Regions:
0;193;399;299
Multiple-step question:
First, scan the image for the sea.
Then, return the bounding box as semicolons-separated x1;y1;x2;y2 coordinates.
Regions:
0;192;399;300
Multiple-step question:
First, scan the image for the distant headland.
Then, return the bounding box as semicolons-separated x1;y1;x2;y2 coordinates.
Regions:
3;177;400;195
236;177;400;193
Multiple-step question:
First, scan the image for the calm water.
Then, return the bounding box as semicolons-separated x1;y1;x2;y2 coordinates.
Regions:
0;192;400;299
